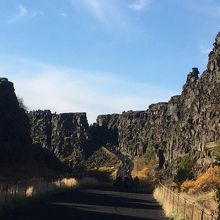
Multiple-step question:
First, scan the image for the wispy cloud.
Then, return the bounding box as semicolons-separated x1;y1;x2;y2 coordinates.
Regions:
7;4;43;23
69;0;128;26
0;56;175;123
60;12;67;18
128;0;151;11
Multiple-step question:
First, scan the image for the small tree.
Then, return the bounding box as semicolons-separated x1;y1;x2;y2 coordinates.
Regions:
175;155;193;185
142;144;156;165
17;96;28;111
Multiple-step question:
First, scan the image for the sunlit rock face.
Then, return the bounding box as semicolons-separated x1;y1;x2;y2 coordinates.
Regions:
28;111;89;169
28;32;220;176
93;32;220;176
0;78;31;163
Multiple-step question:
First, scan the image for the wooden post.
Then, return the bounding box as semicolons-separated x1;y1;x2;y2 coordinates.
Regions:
4;184;8;205
183;199;187;219
177;194;180;214
14;183;17;204
201;209;204;220
211;212;214;220
191;203;195;220
169;189;172;204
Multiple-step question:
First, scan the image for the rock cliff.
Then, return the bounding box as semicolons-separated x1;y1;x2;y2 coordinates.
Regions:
28;111;89;169
0;78;31;163
92;33;220;176
26;32;220;177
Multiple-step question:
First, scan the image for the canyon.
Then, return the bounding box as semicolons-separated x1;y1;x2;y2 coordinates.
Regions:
1;33;220;179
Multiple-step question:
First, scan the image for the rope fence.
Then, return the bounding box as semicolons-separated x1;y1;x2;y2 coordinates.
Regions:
158;183;218;220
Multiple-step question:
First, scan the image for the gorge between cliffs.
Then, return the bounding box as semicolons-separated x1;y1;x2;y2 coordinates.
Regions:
0;32;220;220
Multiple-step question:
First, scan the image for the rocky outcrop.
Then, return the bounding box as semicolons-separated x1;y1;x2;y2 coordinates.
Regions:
0;78;31;163
28;111;89;169
92;33;220;176
25;33;220;178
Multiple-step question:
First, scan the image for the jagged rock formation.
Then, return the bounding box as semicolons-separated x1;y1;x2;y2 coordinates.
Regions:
28;111;89;169
0;78;31;163
92;33;220;176
26;33;220;177
85;147;120;169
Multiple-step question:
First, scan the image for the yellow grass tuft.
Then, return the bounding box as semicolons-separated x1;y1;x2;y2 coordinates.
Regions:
26;186;34;197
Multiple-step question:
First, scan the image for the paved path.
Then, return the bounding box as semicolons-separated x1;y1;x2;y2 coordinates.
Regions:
2;189;167;220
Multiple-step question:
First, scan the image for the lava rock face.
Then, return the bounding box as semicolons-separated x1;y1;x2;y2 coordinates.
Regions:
0;78;31;163
28;111;89;169
93;33;220;176
27;32;220;176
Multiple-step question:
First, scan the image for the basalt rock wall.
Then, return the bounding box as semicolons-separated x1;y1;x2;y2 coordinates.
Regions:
0;78;31;163
28;110;89;169
28;33;220;175
94;33;220;175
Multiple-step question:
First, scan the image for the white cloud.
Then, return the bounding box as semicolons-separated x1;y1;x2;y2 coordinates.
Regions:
69;0;127;26
128;0;151;11
0;56;175;124
7;4;43;23
60;12;67;18
83;0;105;21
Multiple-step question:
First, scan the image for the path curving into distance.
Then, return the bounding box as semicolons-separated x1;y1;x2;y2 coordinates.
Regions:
2;189;167;220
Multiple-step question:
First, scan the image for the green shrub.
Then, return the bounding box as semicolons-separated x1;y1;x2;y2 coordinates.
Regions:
17;96;28;111
174;155;193;185
142;144;155;165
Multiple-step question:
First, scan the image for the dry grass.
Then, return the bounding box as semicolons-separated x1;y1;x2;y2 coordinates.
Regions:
53;178;78;188
131;156;155;181
153;187;179;219
0;177;79;209
180;190;217;213
78;177;100;188
154;184;218;220
97;166;115;172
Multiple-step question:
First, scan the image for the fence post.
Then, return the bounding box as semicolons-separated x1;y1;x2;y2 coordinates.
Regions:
176;194;179;214
14;182;17;204
172;191;175;212
183;199;187;219
211;212;214;220
201;209;204;220
169;189;172;204
4;184;8;205
191;203;195;220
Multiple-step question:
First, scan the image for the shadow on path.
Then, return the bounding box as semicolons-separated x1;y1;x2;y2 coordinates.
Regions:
2;189;168;220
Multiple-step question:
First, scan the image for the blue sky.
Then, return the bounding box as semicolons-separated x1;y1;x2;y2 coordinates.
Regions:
0;0;220;123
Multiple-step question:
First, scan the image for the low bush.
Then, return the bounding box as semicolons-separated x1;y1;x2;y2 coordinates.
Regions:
142;144;156;165
174;155;193;185
181;166;220;194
